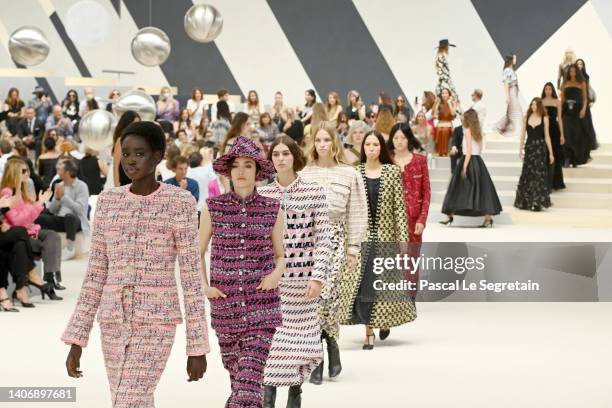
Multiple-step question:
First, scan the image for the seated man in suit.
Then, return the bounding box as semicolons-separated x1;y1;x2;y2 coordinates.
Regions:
17;107;45;157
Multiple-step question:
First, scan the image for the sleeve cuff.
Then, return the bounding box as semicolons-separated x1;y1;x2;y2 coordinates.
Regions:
347;246;360;256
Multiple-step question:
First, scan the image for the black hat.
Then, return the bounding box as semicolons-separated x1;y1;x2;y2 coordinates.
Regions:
436;39;456;49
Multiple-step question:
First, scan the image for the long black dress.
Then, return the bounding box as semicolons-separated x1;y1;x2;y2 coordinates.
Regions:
562;87;590;166
442;137;502;217
514;119;551;211
545;106;565;190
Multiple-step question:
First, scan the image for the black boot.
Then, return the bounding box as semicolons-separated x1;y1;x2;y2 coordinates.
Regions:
326;335;342;378
309;360;323;385
42;273;63;300
287;384;302;408
263;385;276;408
53;271;66;290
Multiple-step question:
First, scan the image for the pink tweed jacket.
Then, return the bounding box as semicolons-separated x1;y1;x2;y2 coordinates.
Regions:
61;183;210;356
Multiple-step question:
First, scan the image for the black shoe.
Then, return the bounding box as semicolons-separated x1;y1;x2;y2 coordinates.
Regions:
287;385;302;408
326;336;342;378
53;271;66;290
439;216;454;226
479;218;494;228
379;328;390;341
309;361;323;385
263;385;276;408
363;332;375;350
12;290;35;308
33;277;63;301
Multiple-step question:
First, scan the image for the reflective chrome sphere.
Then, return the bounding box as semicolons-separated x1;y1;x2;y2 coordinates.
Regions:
184;4;223;43
131;27;171;67
79;109;117;151
115;90;156;121
8;26;50;66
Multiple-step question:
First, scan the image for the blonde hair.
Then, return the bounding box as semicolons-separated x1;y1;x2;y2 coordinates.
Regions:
347;120;370;145
562;48;576;66
347;90;360;107
462;109;482;143
326;92;341;110
200;147;214;165
310;102;328;137
306;121;347;164
0;159;31;203
375;109;395;135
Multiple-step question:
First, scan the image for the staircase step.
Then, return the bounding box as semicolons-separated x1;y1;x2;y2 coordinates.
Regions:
432;190;612;209
430;176;612;194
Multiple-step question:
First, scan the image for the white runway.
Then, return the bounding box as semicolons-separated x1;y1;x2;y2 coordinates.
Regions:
4;236;612;408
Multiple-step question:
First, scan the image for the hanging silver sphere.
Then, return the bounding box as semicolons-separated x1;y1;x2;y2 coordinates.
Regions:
79;109;117;151
131;27;171;67
8;26;50;66
184;4;223;43
115;90;156;121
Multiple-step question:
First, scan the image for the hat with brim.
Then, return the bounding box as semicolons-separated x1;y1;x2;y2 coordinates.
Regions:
213;136;275;181
32;86;44;94
436;39;456;49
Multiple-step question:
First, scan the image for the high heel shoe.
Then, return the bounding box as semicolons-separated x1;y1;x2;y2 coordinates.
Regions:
0;298;19;312
44;272;66;293
263;385;276;408
12;291;35;308
363;332;376;350
439;216;454;226
287;384;302;408
479;219;494;228
326;336;342;377
28;280;63;301
379;328;390;341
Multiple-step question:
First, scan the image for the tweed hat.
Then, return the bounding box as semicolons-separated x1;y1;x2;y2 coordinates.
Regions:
213;136;274;181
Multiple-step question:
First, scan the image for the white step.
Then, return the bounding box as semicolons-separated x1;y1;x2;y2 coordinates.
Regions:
430;176;612;194
429;162;612;179
432;190;612;209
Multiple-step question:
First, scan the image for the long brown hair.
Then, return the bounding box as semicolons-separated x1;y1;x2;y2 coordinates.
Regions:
268;134;306;172
4;87;22;108
360;131;393;164
374;107;395;135
525;97;547;126
0;159;31;202
222;112;249;153
423;91;436;110
247;90;259;108
564;64;585;83
462;109;483;143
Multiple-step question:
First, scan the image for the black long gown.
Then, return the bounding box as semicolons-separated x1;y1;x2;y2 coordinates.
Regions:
562;87;590;166
514;119;551;211
545;106;565;190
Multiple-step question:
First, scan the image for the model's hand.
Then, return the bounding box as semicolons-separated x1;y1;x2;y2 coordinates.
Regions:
549;153;555;165
560;135;565;145
186;355;206;382
257;273;280;291
305;280;323;299
204;286;226;299
414;223;425;235
519;149;524;161
579;109;586;119
346;254;357;273
461;167;467;178
66;344;83;378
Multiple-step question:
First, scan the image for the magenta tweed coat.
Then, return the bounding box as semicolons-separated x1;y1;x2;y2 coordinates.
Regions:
61;183;210;356
206;190;283;334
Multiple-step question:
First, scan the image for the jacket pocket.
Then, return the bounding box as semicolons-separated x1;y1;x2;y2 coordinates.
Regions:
132;286;183;324
97;285;124;322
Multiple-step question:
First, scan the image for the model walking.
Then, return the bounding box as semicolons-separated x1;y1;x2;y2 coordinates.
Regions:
435;39;458;99
390;123;431;300
339;130;416;349
560;64;590;166
541;83;565;190
441;109;502;227
201;136;285;407
300;121;367;383
260;135;332;408
62;122;209;408
514;98;554;211
496;54;523;138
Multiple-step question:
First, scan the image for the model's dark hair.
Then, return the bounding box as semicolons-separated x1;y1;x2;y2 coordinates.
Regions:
503;54;515;69
222;112;250;153
388;123;422;153
113;111;141;149
305;89;316;106
360;130;393;164
575;59;589;82
120;121;166;157
216;100;231;121
541;82;558;99
268;134;306;172
564;63;585;83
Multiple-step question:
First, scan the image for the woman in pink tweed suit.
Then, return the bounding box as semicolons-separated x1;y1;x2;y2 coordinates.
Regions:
61;122;210;408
